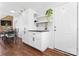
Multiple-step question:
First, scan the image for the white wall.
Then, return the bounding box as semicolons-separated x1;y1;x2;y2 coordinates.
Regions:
0;2;59;18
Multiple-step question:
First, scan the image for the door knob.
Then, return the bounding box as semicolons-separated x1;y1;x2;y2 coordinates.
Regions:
54;26;56;28
54;29;56;31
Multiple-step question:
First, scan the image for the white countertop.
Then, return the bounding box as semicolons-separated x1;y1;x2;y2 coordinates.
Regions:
28;30;49;32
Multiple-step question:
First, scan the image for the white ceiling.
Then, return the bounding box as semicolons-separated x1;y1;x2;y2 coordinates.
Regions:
0;2;68;19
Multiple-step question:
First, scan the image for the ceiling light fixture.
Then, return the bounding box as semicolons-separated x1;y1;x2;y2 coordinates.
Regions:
10;10;16;13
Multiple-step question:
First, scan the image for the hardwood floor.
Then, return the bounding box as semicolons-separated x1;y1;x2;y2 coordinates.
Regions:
0;37;71;56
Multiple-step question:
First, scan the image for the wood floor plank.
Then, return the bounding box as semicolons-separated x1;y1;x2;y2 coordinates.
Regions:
0;38;71;56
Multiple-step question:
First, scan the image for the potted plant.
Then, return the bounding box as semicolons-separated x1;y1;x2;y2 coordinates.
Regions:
45;8;53;22
45;8;53;30
45;9;53;17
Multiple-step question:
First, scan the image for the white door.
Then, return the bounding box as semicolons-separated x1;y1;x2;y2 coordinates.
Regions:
54;3;77;55
78;3;79;55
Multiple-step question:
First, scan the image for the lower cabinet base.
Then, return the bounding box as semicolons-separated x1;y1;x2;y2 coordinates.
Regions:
23;42;48;52
23;42;45;52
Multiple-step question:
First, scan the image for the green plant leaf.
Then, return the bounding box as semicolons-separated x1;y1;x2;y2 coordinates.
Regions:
45;8;53;17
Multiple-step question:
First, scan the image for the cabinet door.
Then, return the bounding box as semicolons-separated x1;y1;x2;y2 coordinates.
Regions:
26;32;34;46
22;11;29;27
22;31;31;45
41;32;49;51
33;32;41;50
22;10;36;30
54;3;77;55
22;31;26;43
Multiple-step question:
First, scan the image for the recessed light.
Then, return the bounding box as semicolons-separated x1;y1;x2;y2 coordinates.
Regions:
10;10;16;13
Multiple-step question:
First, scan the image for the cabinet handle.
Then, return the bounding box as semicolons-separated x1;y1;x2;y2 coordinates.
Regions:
33;37;35;41
24;31;26;34
54;29;56;31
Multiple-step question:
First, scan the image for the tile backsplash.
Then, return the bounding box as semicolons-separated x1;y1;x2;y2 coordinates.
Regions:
37;23;46;30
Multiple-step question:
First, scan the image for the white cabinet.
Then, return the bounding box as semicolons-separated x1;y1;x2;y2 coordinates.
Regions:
22;9;37;30
22;31;49;51
40;32;49;51
13;15;24;38
33;32;49;51
13;9;36;37
22;30;31;45
33;32;41;50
